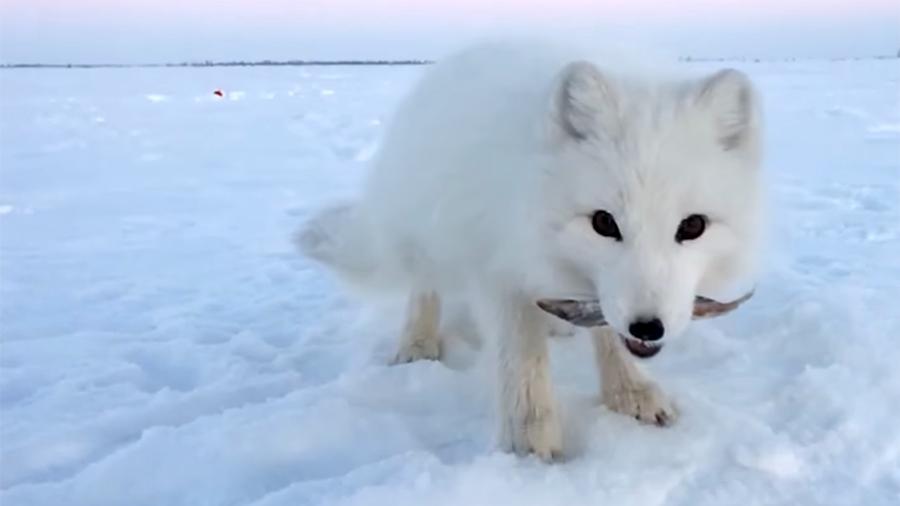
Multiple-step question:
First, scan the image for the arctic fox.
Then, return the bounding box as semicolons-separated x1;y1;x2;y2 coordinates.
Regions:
298;41;763;459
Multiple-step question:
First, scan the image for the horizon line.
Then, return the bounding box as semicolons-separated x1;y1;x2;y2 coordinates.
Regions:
2;54;898;69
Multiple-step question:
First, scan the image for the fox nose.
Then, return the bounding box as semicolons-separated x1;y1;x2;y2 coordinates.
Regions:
628;318;665;341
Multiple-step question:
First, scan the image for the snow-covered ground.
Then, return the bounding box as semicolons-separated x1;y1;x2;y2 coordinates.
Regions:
1;59;898;505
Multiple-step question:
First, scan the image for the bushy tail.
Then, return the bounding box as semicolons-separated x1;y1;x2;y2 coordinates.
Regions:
294;202;386;291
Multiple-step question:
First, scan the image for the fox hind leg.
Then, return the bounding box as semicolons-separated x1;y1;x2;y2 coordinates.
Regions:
392;290;443;363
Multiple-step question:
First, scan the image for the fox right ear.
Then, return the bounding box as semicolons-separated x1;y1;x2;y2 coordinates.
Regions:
695;69;759;152
552;61;620;142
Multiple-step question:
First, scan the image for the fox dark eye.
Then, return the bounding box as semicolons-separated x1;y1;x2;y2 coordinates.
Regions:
591;210;622;241
676;214;707;242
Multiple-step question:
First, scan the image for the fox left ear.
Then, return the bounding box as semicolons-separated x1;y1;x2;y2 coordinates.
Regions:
696;69;759;152
551;61;621;143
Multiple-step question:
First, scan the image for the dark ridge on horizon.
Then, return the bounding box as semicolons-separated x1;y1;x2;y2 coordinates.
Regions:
1;54;897;69
0;59;434;69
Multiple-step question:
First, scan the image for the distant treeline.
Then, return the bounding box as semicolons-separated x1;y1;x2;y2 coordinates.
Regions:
679;55;899;63
0;60;433;69
2;55;897;69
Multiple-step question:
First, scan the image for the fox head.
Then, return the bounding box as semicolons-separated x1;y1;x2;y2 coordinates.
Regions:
540;61;763;346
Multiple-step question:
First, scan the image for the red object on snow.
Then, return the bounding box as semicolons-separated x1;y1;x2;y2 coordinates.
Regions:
213;89;224;97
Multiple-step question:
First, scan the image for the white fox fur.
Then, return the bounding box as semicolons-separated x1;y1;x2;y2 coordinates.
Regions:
298;40;762;459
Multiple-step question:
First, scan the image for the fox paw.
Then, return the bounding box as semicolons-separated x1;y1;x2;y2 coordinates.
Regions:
603;381;678;426
500;409;564;461
391;336;441;364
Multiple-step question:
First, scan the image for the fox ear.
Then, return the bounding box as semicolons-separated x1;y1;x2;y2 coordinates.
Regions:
552;61;620;142
696;69;759;151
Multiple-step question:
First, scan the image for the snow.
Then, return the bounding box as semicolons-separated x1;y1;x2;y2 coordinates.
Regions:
1;59;899;505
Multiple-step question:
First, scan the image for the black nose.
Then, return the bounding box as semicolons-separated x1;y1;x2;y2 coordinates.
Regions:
628;318;665;341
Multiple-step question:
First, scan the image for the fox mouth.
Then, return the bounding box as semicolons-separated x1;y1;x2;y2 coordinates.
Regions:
536;291;754;359
621;336;663;358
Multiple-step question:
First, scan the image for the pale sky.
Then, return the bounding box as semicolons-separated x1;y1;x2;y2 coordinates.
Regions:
1;0;898;63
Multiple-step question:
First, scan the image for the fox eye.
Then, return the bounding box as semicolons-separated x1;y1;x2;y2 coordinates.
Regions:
591;210;622;241
676;214;707;242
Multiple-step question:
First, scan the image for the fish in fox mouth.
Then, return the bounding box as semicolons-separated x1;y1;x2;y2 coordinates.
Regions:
536;291;754;358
